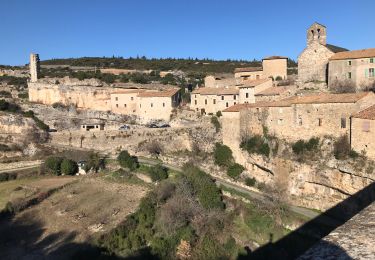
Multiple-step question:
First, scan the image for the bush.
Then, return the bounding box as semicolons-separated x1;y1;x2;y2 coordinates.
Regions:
213;143;233;167
275;76;283;81
240;135;270;157
211;116;221;133
245;177;256;187
216;111;222;117
0;90;11;98
148;164;168;182
183;163;224;210
227;163;245;180
17;92;28;99
0;172;17;182
44;156;64;175
0;144;11;152
333;135;358;160
86;152;105;173
117;150;138;171
292;137;320;155
60;159;78;175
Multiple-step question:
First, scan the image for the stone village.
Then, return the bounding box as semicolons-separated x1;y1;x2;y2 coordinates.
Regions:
27;23;375;160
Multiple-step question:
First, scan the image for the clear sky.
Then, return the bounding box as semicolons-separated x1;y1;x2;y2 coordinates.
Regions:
1;0;374;65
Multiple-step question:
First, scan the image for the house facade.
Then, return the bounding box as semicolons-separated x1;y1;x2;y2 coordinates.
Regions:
328;48;375;89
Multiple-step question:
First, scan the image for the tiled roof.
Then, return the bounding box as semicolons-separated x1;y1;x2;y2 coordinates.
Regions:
111;89;147;95
234;67;263;73
352;105;375;120
191;87;239;95
262;56;288;60
223;92;371;112
255;86;287;96
240;78;271;88
329;48;375;60
137;88;180;98
326;44;349;53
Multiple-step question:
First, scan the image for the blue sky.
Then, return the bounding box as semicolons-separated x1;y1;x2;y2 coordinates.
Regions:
1;0;374;65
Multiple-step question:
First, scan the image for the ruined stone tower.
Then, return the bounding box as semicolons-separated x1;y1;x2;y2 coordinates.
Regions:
307;22;327;46
29;53;40;82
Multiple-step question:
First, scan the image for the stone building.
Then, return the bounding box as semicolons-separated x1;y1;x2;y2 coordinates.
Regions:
297;23;348;84
221;92;375;153
29;53;40;83
191;78;272;114
351;105;375;159
328;48;375;89
234;56;288;82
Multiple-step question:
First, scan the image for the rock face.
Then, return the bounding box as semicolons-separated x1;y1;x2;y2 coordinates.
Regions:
0;113;36;135
28;82;112;111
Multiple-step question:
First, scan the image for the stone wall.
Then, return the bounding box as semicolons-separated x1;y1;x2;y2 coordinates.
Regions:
298;41;334;84
351;117;375;159
263;58;287;80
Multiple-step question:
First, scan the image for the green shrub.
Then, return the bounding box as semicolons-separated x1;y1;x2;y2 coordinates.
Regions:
211;116;221;133
216;111;222;117
17;93;28;99
275;76;283;81
60;159;78;175
213;143;233;167
245;177;256;187
0;172;16;182
240;135;270;157
44;156;64;175
0;144;11;152
86;152;105;173
227;163;245;180
349;150;359;159
117;150;138;171
183;163;224;210
148;164;168;182
0;90;11;98
333;135;351;160
292;137;320;155
0;99;20;112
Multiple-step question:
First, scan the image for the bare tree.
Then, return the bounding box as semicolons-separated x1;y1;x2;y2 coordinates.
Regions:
329;79;356;93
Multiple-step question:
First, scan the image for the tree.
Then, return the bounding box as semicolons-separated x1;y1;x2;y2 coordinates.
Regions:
86;152;105;173
117;150;138;171
213;143;233;167
227;163;245;180
44;156;64;175
61;159;78;175
148;164;168;182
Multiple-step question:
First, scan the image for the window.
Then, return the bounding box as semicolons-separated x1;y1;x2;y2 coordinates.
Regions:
348;72;352;79
246;93;249;98
370;58;374;63
151;103;153;107
131;97;134;101
195;95;197;98
205;99;207;105
140;104;141;108
256;75;260;79
116;104;118;108
234;102;236;105
115;97;118;101
318;118;322;126
226;102;229;108
369;68;375;78
221;96;224;100
124;104;127;107
362;121;370;132
348;60;352;66
341;118;346;128
194;100;197;105
233;95;236;100
298;117;302;126
163;103;165;107
243;76;249;80
213;99;216;104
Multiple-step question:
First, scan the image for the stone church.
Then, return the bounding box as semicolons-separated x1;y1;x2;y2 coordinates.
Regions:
297;23;348;84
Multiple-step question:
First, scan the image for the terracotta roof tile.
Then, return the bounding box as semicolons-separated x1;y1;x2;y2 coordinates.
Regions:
329;48;375;60
234;67;263;73
137;88;180;98
191;87;239;95
353;105;375;120
223;92;371;112
111;89;147;95
240;78;271;88
255;86;287;96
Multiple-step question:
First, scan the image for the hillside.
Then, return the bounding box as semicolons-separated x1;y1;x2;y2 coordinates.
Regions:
39;57;298;74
